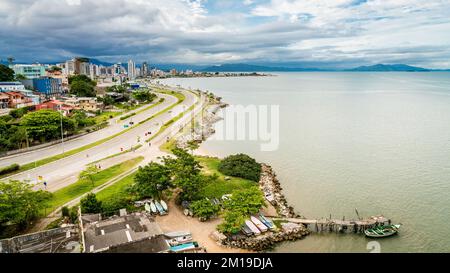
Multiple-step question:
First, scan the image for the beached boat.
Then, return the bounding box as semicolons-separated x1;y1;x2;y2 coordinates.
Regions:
150;201;157;214
160;200;168;211
170;242;199;252
251;216;268;232
259;213;276;231
245;220;261;235
241;225;254;236
165;231;191;238
144;203;151;213
364;224;401;238
154;200;165;215
167;235;193;246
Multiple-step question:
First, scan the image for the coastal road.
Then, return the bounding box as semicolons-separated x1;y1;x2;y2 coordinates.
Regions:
0;93;177;169
5;88;201;192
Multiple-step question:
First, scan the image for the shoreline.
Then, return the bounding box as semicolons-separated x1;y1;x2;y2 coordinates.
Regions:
166;85;309;252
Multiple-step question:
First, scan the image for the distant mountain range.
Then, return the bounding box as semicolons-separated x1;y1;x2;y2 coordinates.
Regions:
201;63;450;72
3;59;450;72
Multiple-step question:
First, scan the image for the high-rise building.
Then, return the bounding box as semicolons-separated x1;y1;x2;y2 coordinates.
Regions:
141;62;149;77
128;60;136;80
10;64;46;79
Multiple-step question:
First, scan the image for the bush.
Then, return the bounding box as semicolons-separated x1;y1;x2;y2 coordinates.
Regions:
120;113;136;120
0;164;20;176
218;154;261;182
80;193;102;214
190;199;220;221
61;206;70;218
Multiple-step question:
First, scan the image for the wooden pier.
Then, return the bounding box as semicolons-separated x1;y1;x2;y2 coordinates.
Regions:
271;215;391;234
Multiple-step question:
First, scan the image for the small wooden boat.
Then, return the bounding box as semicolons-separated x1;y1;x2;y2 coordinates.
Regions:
245;220;261;235
167;235;193;246
150;201;157;214
160;200;168;211
154;200;165;215
144;203;151;213
165;231;191;238
241;225;254;236
365;224;401;238
251;216;268;232
259;213;276;231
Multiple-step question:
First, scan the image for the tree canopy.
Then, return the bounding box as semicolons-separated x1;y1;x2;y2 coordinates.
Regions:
132;90;157;103
190;198;220;221
163;148;205;201
70;80;96;97
80;193;102;214
0;180;52;228
0;64;15;81
20;110;76;142
131;162;172;199
218;154;262;182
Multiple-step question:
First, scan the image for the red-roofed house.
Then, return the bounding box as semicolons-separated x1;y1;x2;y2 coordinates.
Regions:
35;100;75;116
4;92;33;108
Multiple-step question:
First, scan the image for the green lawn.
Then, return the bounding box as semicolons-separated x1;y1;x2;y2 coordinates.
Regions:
43;156;143;213
93;111;122;124
196;156;257;199
95;172;136;202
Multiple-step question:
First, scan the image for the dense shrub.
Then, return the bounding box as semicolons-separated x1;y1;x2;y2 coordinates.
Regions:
218;154;261;182
0;164;20;176
80;193;102;214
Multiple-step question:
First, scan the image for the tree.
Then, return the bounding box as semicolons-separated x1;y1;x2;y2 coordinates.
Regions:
190;198;220;221
163;148;204;201
0;180;52;228
217;211;246;234
98;95;115;106
186;140;200;154
218;154;262;182
70;80;96;97
72;110;95;128
0;64;15;81
15;74;27;81
21;110;76;143
132;90;157;103
223;187;266;215
131;162;172;199
79;165;99;187
80;193;102;214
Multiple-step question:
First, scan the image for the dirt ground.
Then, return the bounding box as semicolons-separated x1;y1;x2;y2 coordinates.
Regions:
155;198;251;253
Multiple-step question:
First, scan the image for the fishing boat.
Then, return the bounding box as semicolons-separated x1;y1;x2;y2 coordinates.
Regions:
154;200;166;215
144;203;151;213
259;213;276;231
364;224;401;238
160;200;168;211
170;242;199;253
245;220;261;235
165;231;191;238
167;235;193;246
241;225;254;236
150;201;157;214
250;216;268;232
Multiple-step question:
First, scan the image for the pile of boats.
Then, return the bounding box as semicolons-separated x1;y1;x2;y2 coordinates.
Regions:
241;213;277;236
136;199;168;216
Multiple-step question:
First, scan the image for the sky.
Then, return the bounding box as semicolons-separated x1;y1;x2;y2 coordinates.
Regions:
1;0;450;68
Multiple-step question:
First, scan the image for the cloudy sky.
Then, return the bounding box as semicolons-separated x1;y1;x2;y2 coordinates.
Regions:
1;0;450;68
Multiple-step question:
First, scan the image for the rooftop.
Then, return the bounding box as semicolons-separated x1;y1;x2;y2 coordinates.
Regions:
83;212;166;253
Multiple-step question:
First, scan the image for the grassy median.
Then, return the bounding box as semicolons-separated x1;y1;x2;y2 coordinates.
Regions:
43;156;143;213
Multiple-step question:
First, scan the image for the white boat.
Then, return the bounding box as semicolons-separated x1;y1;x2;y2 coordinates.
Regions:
160;200;168;211
165;231;191;238
154;200;165;215
150;201;157;214
144;203;151;213
245;220;261;235
259;213;276;231
167;235;193;246
250;216;268;232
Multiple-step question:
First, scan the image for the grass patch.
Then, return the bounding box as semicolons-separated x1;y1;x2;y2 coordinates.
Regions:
96;172;136;203
196;156;257;199
93;111;122;124
43;157;143;213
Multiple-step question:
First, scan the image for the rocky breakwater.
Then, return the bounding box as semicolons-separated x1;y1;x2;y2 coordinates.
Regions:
259;163;300;218
176;102;226;149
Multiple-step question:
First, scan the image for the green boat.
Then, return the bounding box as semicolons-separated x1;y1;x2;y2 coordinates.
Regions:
364;224;401;238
